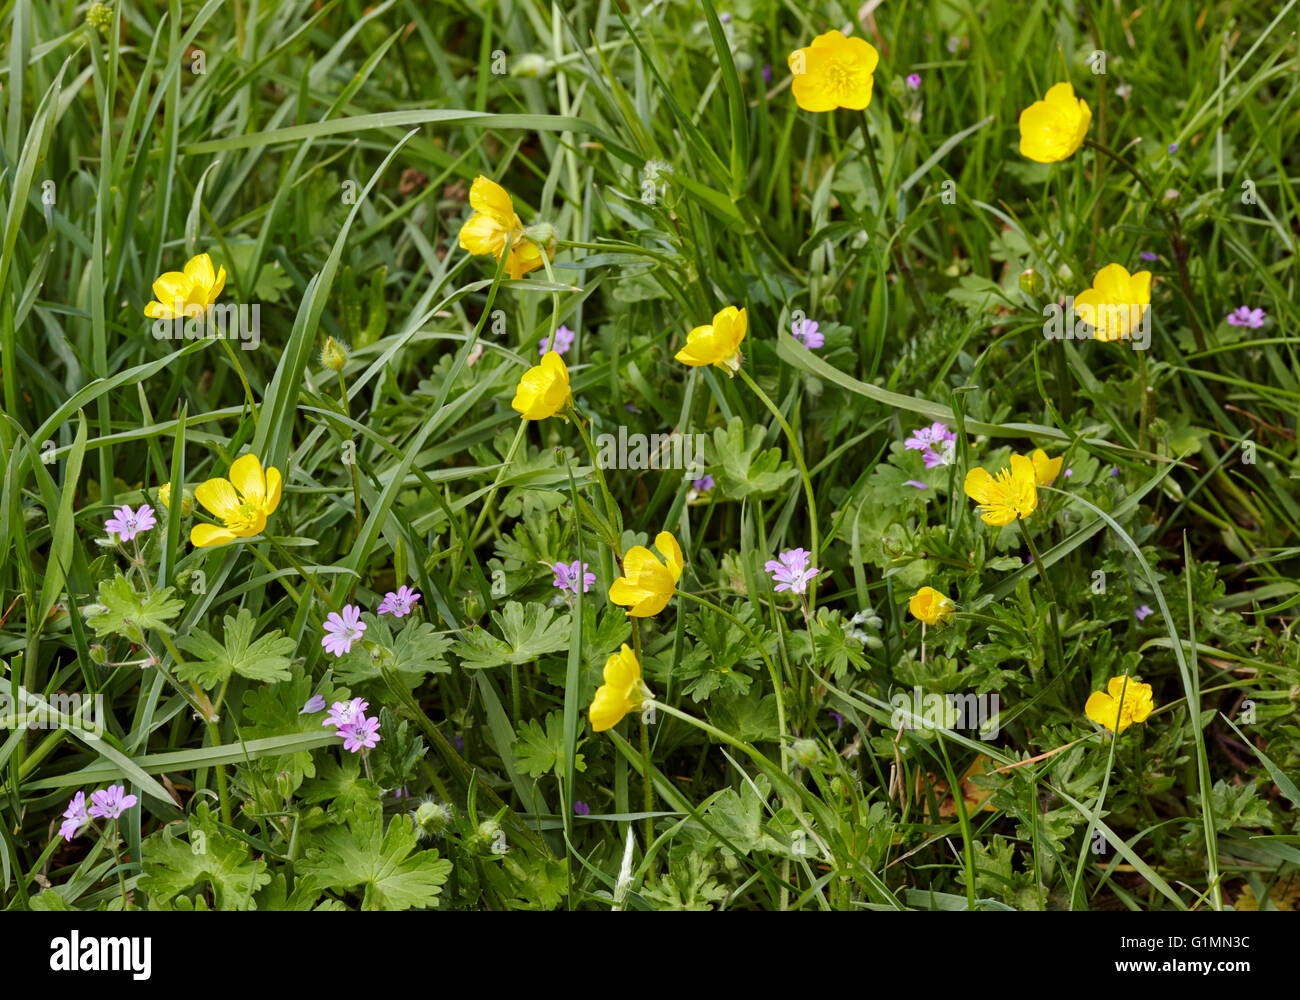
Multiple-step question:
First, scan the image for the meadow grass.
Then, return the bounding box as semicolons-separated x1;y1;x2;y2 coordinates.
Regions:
0;0;1297;911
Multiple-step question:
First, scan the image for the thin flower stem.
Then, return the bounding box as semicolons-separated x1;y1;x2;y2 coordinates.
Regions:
218;335;259;419
569;403;624;546
206;717;233;826
1137;349;1150;455
150;636;233;825
460;419;528;583
1082;0;1107;267
107;820;129;909
856;110;931;321
150;635;216;721
1022;526;1066;675
268;537;335;607
639;714;654;847
1083;138;1207;352
629;620;653;845
337;371;363;535
735;367;819;608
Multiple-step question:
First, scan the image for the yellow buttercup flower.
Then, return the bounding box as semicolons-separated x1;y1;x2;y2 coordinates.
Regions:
1030;449;1063;487
144;253;227;319
788;30;879;112
457;175;552;280
963;453;1039;526
674;306;747;374
609;531;684;618
511;351;571;420
909;586;955;627
158;483;172;509
191;453;283;548
1074;264;1152;342
1084;675;1154;734
1018;82;1091;163
589;644;653;733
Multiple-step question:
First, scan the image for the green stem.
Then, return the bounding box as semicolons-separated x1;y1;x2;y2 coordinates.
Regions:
569;403;624;545
219;336;258;419
458;418;528;585
856;110;930;320
1022;525;1066;676
107;821;128;909
207;718;233;826
1083;138;1207;352
1137;349;1150;455
735;367;819;607
639;714;654;849
268;537;334;607
337;371;363;535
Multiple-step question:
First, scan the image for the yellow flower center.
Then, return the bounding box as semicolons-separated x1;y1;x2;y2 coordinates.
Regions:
222;500;261;532
826;59;864;100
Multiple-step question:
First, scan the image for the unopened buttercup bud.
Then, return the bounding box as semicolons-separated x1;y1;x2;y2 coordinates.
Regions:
321;336;349;373
414;800;452;837
510;53;550;78
476;818;502;852
524;221;557;258
1019;268;1041;296
792;738;823;768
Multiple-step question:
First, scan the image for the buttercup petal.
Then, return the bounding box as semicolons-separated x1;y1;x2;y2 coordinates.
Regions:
228;454;267;505
152;272;189;304
1084;691;1118;729
194;477;240;518
963;467;994;504
191;523;238;548
609;577;652;608
655;531;684;581
184;253;216;289
469;176;518;224
263;465;283;513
